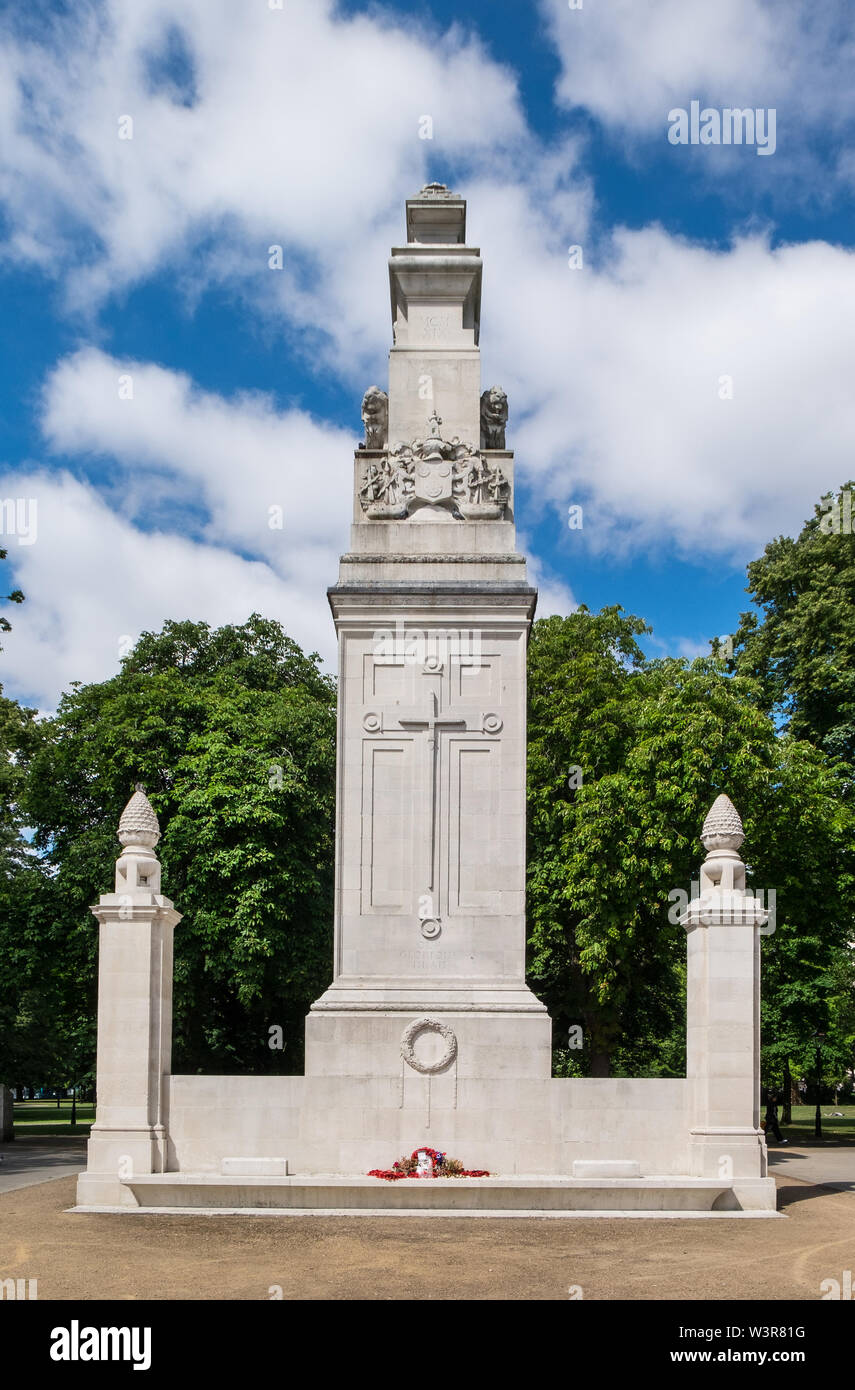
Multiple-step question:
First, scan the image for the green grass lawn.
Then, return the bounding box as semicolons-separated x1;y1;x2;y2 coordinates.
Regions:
778;1104;855;1144
12;1099;94;1136
8;1099;854;1144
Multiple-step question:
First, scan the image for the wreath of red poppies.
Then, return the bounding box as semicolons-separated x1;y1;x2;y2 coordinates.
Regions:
368;1147;490;1180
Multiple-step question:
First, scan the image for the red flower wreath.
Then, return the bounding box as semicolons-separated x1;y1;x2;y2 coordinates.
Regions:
368;1146;490;1180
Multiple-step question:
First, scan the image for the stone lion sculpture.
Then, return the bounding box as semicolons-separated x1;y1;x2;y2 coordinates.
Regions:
480;387;508;450
361;386;388;450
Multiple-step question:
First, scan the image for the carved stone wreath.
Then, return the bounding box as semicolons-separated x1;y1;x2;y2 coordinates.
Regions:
400;1017;458;1075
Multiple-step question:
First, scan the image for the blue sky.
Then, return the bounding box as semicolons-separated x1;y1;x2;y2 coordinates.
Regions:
1;0;855;707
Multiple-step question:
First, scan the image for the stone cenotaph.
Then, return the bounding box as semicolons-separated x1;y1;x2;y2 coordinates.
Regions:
76;187;777;1214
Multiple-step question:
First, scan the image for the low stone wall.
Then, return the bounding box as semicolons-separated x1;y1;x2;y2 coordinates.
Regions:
553;1078;690;1176
166;1073;689;1177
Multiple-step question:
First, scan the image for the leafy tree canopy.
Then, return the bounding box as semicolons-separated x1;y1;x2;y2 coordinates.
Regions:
527;607;855;1078
7;615;337;1076
727;481;855;763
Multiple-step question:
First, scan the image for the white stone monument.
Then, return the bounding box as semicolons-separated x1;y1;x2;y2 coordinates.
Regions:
306;182;550;1105
76;188;776;1214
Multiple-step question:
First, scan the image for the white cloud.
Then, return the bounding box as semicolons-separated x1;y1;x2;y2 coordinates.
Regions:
0;470;336;709
467;192;855;563
0;345;368;704
2;1;854;707
0;0;596;390
41;347;354;563
0;0;528;322
540;0;855;138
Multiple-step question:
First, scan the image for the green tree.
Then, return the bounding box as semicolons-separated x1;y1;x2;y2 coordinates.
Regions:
0;543;25;636
12;615;337;1075
527;608;855;1078
825;951;855;1102
0;545;51;1098
0;541;30;867
721;485;855;1105
727;482;855;763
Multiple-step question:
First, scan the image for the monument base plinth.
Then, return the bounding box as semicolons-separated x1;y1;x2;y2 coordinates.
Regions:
305;991;553;1082
72;1173;779;1216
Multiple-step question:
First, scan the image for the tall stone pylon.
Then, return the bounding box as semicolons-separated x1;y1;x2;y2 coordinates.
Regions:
306;184;552;1094
77;787;181;1207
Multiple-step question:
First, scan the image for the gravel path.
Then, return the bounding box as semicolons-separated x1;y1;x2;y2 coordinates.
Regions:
1;1165;853;1300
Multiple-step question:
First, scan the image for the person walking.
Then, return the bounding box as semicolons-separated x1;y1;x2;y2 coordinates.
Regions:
764;1092;787;1144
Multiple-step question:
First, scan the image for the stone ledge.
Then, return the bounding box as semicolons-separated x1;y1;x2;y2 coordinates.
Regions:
308;1009;547;1017
117;1173;775;1213
70;1205;785;1220
339;554;526;564
329;581;537;594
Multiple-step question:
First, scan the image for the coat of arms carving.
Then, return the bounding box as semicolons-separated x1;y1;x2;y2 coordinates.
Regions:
358;410;509;521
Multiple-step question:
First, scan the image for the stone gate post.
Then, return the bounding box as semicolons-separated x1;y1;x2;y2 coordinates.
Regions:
76;787;180;1207
680;794;775;1208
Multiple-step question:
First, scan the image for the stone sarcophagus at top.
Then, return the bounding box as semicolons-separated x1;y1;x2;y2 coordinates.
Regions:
388;183;482;452
351;183;516;548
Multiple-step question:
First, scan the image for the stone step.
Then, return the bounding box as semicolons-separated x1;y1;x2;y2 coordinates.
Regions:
122;1173;740;1213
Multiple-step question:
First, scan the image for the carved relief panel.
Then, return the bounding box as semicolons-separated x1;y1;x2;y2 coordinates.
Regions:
352;639;508;931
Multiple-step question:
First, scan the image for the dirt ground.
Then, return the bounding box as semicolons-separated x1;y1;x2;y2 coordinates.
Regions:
1;1172;853;1300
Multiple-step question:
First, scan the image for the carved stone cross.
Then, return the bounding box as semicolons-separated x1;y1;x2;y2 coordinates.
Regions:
396;690;470;892
362;683;502;917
